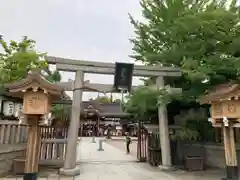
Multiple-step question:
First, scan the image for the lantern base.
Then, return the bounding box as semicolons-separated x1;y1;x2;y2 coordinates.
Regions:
221;166;239;180
59;166;80;176
23;172;37;180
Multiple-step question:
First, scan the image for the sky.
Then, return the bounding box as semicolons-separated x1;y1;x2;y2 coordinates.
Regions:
0;0;144;101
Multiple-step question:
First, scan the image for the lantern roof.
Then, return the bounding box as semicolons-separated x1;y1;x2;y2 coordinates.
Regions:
200;82;240;104
4;70;64;98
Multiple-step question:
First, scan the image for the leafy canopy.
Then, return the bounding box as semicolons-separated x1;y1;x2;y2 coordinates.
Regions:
0;36;47;84
0;36;69;124
124;86;176;121
173;108;215;141
130;0;240;99
44;67;71;125
44;67;62;83
89;94;122;103
90;95;113;103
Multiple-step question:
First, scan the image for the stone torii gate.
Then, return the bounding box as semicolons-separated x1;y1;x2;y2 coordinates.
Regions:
47;56;181;176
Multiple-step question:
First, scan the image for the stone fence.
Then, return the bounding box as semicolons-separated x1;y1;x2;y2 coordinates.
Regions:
0;121;68;176
0;120;28;144
0;120;27;176
177;142;240;170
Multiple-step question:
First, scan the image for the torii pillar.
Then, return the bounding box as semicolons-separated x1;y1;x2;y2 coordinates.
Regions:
156;76;172;168
59;70;83;176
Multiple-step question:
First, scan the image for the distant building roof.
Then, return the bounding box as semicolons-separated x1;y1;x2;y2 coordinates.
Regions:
81;101;129;118
51;101;129;118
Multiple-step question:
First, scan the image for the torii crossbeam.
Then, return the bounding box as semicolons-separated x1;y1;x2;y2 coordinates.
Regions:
46;56;181;175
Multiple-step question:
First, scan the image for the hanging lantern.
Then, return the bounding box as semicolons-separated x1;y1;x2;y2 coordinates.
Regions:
3;101;14;116
14;103;23;116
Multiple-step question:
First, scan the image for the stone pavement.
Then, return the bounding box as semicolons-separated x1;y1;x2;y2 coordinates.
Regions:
1;137;224;180
77;137;136;163
75;137;178;180
75;137;224;180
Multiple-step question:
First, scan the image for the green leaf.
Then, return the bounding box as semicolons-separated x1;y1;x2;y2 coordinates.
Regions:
124;86;179;122
0;37;48;84
130;0;240;100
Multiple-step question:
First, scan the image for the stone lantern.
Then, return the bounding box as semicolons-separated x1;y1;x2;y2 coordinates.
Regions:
200;83;240;180
5;71;64;180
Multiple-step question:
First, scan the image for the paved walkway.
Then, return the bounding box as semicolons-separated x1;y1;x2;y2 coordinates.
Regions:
77;137;136;163
2;137;223;180
75;137;177;180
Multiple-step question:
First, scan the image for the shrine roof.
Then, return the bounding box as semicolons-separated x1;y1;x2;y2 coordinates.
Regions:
81;101;129;117
200;82;240;103
4;71;64;97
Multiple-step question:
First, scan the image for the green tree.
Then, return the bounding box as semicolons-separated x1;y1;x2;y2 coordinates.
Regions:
91;95;112;103
44;67;61;83
0;36;47;84
51;104;70;126
0;36;70;125
172;108;213;141
124;86;173;122
140;77;156;86
44;68;71;126
130;0;240;100
113;99;121;103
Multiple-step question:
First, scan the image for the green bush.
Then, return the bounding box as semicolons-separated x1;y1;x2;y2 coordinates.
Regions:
172;108;215;142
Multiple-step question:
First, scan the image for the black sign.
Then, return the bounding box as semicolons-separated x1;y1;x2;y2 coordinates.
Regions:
113;62;134;92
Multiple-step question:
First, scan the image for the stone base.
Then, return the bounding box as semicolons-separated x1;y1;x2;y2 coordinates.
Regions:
92;137;96;143
222;166;239;180
158;165;173;170
59;166;80;176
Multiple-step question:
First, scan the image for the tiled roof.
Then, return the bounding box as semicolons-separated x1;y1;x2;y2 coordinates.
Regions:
81;101;128;117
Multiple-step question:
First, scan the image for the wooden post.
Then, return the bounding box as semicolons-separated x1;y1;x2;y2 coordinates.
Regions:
223;123;238;180
24;115;41;180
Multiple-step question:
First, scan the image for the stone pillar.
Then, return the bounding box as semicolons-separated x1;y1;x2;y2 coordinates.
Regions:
59;70;83;176
156;76;172;168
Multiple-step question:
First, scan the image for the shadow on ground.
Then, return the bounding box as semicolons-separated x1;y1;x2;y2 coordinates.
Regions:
105;139;226;180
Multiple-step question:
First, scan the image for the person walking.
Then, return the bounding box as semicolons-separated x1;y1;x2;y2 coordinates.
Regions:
125;132;132;154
